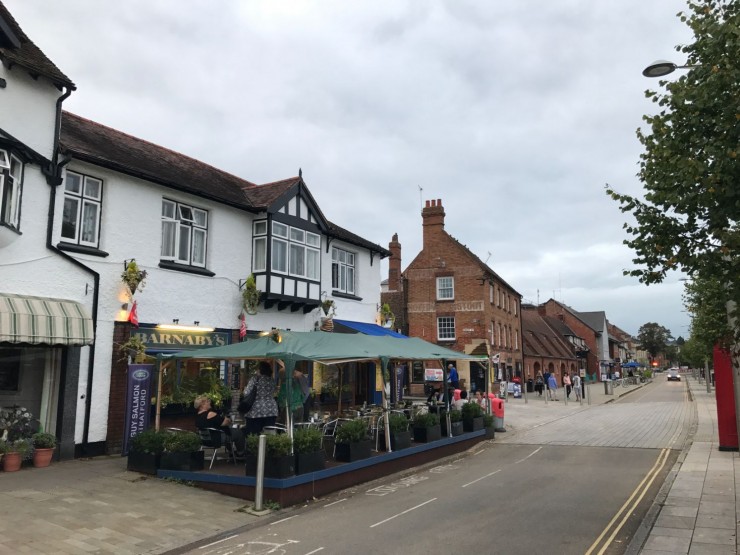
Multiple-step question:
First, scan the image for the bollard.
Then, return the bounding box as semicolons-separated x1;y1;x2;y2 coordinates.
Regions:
586;382;590;405
254;434;267;511
705;361;711;393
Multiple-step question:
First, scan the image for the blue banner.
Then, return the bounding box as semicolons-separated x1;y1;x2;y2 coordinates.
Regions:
122;364;154;455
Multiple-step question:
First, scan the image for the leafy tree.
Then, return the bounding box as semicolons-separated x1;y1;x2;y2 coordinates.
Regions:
683;273;732;351
680;335;710;368
637;322;674;360
606;1;740;343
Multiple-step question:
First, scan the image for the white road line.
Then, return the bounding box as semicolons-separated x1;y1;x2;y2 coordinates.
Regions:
304;548;325;555
323;498;347;508
199;535;238;549
515;446;542;464
271;515;299;525
461;469;501;488
369;498;437;528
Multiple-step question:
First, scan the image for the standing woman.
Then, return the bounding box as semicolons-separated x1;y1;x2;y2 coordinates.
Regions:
242;361;278;435
563;372;572;400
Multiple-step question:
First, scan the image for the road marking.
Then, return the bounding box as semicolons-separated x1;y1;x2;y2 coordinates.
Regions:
304;549;324;554
199;535;238;549
323;498;346;508
271;515;299;525
366;474;429;496
515;446;542;464
369;498;437;528
429;463;458;473
461;469;501;488
585;448;669;555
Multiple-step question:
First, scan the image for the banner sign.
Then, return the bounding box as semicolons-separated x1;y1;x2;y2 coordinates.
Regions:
424;368;444;382
122;364;154;456
395;365;404;402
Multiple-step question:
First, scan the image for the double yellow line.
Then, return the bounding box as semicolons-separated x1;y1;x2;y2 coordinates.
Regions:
585;448;670;555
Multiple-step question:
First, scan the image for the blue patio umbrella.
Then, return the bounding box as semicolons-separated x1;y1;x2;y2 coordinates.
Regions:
622;361;641;368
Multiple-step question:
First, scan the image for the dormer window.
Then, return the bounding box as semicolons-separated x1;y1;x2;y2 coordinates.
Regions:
0;149;23;230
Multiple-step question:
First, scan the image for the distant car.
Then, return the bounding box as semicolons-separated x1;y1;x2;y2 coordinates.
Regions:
667;368;681;381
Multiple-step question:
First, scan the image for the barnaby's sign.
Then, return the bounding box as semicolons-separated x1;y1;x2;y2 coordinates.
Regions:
132;324;230;350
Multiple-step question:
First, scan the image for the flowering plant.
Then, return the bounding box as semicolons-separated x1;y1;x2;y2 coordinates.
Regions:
122;260;147;295
0;405;37;441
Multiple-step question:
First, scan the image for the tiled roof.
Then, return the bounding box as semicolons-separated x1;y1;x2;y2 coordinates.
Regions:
242;177;298;208
522;309;577;359
575;311;607;333
327;220;390;257
0;2;74;89
446;234;522;297
60;112;256;209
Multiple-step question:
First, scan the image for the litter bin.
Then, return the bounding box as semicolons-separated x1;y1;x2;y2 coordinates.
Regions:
492;397;505;431
604;379;613;395
526;379;534;393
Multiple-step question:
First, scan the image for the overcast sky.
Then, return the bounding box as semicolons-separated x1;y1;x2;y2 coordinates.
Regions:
7;1;695;338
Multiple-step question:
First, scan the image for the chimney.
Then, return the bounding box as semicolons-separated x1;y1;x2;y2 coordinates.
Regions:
388;233;402;292
422;198;445;248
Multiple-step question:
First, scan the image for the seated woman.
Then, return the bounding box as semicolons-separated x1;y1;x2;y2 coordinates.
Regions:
194;395;243;455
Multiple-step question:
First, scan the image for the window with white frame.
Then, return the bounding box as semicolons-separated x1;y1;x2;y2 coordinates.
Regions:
0;149;23;229
269;221;320;280
61;170;102;247
489;284;493;304
515;330;519;350
161;199;208;267
437;316;455;340
436;276;454;300
332;247;355;294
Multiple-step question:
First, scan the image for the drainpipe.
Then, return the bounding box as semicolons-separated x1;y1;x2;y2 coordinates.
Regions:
44;86;100;455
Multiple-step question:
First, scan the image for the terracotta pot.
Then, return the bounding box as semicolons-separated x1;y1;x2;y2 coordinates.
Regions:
2;452;22;472
32;448;55;468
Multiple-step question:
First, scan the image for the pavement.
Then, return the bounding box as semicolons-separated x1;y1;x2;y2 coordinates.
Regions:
0;374;733;554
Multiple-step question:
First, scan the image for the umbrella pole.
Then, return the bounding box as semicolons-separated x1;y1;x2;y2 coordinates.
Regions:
283;358;295;453
337;364;344;415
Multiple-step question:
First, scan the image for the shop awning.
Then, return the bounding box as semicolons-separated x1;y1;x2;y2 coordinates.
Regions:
333;319;407;338
0;293;94;345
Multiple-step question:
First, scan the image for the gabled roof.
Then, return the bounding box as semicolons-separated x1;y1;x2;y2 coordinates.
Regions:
575;311;607;334
243;177;297;208
542;315;577;337
521;309;577;360
328;220;390;257
0;2;75;89
544;299;601;334
60;112;256;210
447;233;522;296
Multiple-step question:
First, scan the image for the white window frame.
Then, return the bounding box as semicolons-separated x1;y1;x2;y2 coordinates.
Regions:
332;247;355;295
437;316;456;341
61;170;102;247
0;150;23;230
270;222;320;281
160;199;208;267
436;276;454;300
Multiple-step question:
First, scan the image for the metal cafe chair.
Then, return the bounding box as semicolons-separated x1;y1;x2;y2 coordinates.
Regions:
198;428;236;469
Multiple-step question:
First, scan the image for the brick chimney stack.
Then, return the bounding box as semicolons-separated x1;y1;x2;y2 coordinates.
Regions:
388;233;402;292
422;199;445;248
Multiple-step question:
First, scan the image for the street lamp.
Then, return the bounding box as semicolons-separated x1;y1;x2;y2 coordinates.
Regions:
642;60;697;78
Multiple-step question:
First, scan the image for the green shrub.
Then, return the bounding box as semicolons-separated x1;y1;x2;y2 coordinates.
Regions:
388;413;409;433
293;427;323;454
162;430;201;453
32;432;57;449
461;402;483;419
413;412;439;428
245;433;294;457
334;419;369;444
483;414;494;428
0;438;33;459
449;409;462;422
130;428;168;455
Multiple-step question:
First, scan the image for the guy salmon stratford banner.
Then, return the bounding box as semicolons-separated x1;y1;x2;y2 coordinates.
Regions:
122;364;154;455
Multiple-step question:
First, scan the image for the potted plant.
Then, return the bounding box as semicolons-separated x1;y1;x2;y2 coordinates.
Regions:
379;303;395;328
118;335;148;362
293;426;325;474
334;419;372;462
385;413;411;450
0;405;37;442
242;273;261;315
245;433;295;478
31;432;57;468
127;428;168;474
441;409;464;436
320;298;336;332
121;259;147;295
483;414;495;440
412;411;441;443
461;401;484;432
160;430;204;471
0;438;32;472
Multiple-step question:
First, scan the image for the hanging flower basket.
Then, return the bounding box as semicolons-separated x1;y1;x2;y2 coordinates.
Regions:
321;298;336;317
380;303;395;328
320;317;334;332
122;260;147;296
242;273;261;315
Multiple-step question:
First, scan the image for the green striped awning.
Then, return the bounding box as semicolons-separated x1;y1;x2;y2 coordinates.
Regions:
0;293;94;345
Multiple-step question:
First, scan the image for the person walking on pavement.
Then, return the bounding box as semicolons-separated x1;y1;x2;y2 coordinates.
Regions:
547;373;559;401
543;370;551;395
572;373;582;401
563;372;572;399
447;363;459;390
535;373;544;396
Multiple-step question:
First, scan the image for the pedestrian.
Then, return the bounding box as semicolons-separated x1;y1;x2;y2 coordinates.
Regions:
572;373;582;401
563;373;572;399
535;373;544;396
293;368;312;422
543;370;551;393
547;373;558;401
447;363;459;390
242;361;278;435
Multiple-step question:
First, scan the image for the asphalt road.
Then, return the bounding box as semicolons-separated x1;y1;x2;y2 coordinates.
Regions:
173;379;693;555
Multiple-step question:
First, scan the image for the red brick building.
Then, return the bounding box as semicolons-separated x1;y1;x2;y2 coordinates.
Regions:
521;305;579;385
382;199;523;396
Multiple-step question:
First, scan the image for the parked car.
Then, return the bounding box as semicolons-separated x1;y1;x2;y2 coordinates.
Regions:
667;368;681;381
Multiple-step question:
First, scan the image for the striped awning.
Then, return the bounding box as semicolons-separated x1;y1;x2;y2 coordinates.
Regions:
0;293;94;345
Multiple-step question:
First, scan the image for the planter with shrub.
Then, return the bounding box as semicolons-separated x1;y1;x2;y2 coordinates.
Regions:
334;419;372;462
293;426;325;474
483;414;495;439
441;409;464;436
31;432;57;468
412;412;441;443
160;430;204;471
245;433;295;478
127;428;168;474
461;402;484;432
0;438;32;472
380;413;411;451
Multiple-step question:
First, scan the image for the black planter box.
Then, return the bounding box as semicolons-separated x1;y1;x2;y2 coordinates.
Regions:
127;451;160;475
413;424;441;443
441;420;464;437
334;439;373;462
463;416;484;432
245;454;296;478
160;450;204;471
484;426;495;440
391;430;411;450
295;450;326;474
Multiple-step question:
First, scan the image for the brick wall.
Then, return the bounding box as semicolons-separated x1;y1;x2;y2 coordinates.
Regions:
539;300;601;379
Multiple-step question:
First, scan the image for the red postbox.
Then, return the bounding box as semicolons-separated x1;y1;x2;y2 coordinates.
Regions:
714;345;738;451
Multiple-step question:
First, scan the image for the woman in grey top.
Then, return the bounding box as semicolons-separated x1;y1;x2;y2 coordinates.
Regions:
242;361;278;435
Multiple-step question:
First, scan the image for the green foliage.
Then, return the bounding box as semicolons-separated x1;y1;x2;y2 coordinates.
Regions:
606;1;740;348
448;409;462;422
31;432;57;449
292;426;323;454
483;414;494;428
334;419;369;444
242;273;261;315
413;412;439;428
0;405;37;441
0;438;33;459
388;413;409;433
637;323;673;359
162;431;201;453
245;433;294;457
130;428;168;455
461;402;483;419
684;274;733;353
121;260;147;294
